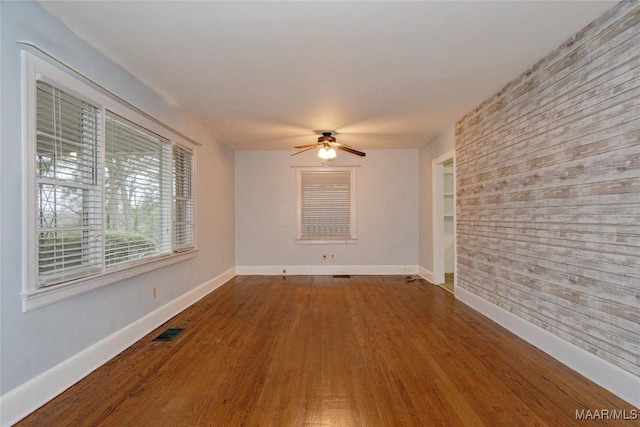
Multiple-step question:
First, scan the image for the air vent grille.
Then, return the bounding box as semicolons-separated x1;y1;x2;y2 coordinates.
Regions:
153;328;184;341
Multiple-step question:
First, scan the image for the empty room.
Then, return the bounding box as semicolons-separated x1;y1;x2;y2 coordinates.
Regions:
1;1;638;425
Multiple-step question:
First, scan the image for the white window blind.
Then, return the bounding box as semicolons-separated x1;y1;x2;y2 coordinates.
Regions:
173;145;195;251
104;112;172;266
35;80;103;286
299;169;353;240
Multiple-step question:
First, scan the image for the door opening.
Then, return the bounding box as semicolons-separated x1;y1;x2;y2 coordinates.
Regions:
432;151;455;293
442;159;455;293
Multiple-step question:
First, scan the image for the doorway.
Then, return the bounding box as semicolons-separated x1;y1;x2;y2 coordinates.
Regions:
432;151;455;293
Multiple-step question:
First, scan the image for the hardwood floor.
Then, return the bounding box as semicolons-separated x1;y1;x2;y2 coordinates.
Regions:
18;275;636;426
441;273;454;294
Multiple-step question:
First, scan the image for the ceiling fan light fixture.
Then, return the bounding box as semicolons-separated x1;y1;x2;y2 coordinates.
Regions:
318;146;336;160
292;131;365;159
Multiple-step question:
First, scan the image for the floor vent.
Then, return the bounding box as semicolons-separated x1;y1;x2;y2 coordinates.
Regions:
153;328;184;341
333;275;352;279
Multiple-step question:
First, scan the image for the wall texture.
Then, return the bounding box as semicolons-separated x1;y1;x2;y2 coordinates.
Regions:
455;1;639;377
236;149;418;273
0;0;235;403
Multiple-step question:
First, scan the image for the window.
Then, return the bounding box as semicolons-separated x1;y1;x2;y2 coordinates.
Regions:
173;145;195;251
296;167;357;243
35;80;103;286
104;112;173;265
23;52;196;309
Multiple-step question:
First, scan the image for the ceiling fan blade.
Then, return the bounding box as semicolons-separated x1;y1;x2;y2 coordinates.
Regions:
336;145;366;157
333;142;353;149
291;146;318;156
294;143;320;149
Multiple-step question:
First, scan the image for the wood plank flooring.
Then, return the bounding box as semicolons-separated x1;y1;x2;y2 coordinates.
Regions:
17;275;637;426
441;273;455;294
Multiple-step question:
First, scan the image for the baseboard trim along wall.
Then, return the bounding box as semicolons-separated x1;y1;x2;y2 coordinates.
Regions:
0;267;236;427
456;287;640;409
235;265;419;276
417;266;434;284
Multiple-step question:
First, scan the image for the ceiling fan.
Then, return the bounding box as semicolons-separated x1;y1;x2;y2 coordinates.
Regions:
291;132;366;160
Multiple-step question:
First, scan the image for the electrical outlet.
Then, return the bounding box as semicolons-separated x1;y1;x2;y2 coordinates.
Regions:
153;287;157;299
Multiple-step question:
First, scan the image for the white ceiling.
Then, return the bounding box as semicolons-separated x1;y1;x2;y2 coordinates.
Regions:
39;1;615;151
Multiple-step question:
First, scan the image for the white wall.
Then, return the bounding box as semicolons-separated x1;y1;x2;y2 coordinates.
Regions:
235;149;418;274
418;125;455;279
0;1;235;421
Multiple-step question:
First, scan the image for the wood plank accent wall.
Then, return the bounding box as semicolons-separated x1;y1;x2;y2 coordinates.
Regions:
455;1;640;377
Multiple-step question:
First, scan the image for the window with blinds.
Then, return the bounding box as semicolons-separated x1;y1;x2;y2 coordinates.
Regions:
36;80;103;286
297;168;356;241
26;52;197;300
173;145;194;251
104;112;172;266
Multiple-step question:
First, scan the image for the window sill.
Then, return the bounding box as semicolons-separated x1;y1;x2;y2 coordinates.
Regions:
22;249;197;312
296;238;358;245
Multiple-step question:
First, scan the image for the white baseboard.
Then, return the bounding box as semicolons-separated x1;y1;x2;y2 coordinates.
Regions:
456;286;640;409
417;266;434;283
0;267;236;427
235;265;419;276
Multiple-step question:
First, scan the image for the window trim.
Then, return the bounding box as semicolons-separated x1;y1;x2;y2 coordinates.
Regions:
23;250;197;311
295;166;357;244
22;51;197;311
